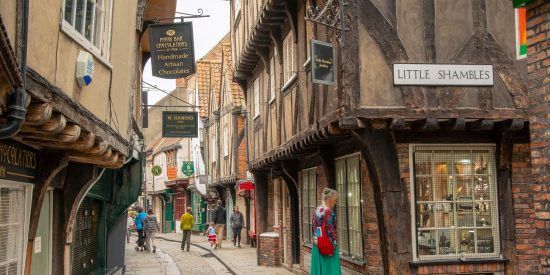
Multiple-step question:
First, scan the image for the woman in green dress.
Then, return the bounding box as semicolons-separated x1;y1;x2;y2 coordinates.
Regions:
311;188;342;275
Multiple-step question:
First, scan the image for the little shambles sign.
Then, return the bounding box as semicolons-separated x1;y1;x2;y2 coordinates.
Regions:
393;64;494;86
0;139;39;183
162;111;198;138
311;40;336;85
149;22;195;79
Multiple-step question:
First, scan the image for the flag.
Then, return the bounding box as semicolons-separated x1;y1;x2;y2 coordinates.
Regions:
515;7;527;59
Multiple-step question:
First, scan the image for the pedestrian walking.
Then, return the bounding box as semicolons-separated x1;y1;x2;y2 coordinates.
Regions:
180;207;194;252
311;188;341;275
206;222;217;248
229;206;244;248
134;207;147;251
212;200;226;249
144;208;160;253
127;213;134;243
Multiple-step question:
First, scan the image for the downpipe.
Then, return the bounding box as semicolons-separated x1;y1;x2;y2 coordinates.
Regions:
0;0;29;138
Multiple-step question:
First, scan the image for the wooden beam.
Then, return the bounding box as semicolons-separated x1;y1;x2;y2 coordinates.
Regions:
495;119;525;132
412;118;439;131
24;102;52;126
468;119;494;131
439;118;466;131
22;123;81;143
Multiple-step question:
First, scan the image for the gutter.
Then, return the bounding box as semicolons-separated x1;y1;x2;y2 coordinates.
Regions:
0;0;29;138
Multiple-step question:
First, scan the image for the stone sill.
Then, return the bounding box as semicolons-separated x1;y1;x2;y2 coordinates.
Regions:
409;258;509;267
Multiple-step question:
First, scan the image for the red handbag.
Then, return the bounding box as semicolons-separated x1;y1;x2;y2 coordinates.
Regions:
317;209;334;256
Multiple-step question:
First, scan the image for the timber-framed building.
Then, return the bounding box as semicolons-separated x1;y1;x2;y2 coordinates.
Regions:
231;0;547;274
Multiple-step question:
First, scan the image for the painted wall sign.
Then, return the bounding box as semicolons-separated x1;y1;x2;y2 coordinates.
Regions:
149;22;196;79
0;139;39;183
393;64;494;86
181;161;194;177
311;40;336;85
76;50;94;87
162;111;198;138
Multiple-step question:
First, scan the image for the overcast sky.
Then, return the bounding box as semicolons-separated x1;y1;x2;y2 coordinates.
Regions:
143;0;230;104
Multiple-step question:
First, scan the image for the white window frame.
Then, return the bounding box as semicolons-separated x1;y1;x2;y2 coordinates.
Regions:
282;33;297;87
0;181;33;275
335;153;364;261
301;168;317;245
223;127;229;157
253;77;260;119
61;0;113;65
269;58;276;104
409;144;501;262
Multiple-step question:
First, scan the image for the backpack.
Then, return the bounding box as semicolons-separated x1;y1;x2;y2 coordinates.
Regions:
317;209;334;256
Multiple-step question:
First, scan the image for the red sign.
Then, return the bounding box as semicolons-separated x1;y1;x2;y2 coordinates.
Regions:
239;181;254;190
167;167;177;180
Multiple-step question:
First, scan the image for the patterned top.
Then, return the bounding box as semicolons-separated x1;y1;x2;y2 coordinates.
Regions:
311;205;337;247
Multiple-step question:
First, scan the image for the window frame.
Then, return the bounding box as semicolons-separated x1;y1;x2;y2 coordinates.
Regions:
301;168;317;245
61;0;113;65
409;144;501;262
223;127;229;157
269;58;276;104
334;153;364;261
282;32;296;87
253;77;260;120
0;181;33;275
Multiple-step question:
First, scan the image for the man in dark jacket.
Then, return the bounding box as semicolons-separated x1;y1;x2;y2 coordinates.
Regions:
230;206;244;247
212;200;226;249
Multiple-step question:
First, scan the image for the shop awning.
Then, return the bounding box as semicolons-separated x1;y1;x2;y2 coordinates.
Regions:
513;0;532;7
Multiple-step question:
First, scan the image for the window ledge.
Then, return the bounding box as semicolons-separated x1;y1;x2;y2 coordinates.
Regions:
409;258;509;267
253;114;260;120
61;21;112;69
281;74;298;94
268;96;276;105
340;256;366;266
303;58;311;69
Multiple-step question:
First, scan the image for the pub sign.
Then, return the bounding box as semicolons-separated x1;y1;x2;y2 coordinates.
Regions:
162;111;198;138
311;39;336;85
0;139;39;183
149;22;196;79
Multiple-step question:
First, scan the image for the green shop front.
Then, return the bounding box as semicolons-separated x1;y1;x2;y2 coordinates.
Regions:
70;156;142;274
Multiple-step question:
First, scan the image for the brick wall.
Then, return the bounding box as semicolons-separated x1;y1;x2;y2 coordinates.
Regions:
258;233;281;266
527;1;550;273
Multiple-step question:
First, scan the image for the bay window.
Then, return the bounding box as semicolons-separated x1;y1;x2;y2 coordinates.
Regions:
335;154;363;261
410;145;500;261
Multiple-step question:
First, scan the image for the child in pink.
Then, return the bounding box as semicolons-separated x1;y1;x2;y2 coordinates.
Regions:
206;222;217;247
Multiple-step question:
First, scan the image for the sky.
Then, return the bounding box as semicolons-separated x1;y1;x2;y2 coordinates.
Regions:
143;0;230;104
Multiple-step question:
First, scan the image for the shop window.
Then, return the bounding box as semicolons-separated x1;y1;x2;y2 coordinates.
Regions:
335;154;363;261
411;145;500;261
63;0;112;57
283;33;296;85
301;168;317;245
0;184;31;275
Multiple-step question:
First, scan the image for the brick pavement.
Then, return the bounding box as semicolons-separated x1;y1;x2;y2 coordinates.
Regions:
124;233;296;275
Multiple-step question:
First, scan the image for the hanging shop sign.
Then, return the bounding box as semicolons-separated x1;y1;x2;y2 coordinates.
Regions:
162;111;198;138
167;167;177;180
149;22;196;79
151;165;162;176
311;40;336;85
181;161;194;177
515;7;527;59
393;64;494;86
0;139;39;183
76;50;94;87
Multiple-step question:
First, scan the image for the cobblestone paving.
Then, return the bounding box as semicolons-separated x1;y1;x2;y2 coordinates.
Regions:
124;233;296;275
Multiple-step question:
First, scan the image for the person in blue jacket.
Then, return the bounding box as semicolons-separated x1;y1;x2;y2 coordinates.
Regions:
134;207;148;250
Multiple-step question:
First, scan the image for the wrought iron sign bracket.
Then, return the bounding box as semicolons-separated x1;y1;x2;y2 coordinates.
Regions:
305;0;350;46
145;8;210;24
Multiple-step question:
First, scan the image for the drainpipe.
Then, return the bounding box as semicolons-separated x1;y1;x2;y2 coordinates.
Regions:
0;0;29;138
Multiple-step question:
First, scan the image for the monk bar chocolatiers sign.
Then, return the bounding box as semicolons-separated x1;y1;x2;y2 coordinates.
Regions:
162;111;198;138
393;64;494;86
0;139;39;183
311;40;336;85
149;22;195;79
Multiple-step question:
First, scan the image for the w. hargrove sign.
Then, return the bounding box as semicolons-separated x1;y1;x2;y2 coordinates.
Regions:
162;111;198;138
149;22;195;79
393;64;494;86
